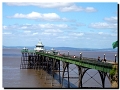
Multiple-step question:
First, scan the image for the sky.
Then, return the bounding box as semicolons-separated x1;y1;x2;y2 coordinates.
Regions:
2;2;118;48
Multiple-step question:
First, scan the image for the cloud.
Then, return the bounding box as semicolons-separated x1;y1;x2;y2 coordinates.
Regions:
44;29;63;33
98;32;103;35
111;33;117;36
89;22;117;29
37;23;71;29
85;7;97;12
23;30;31;33
6;2;72;8
41;29;63;36
89;16;117;30
70;32;84;36
104;16;117;23
32;32;38;36
3;26;7;30
3;25;19;30
41;32;51;35
57;36;69;39
71;22;86;27
3;32;12;35
5;2;97;13
60;6;97;12
59;4;83;12
21;26;28;29
3;23;74;31
97;32;117;37
7;12;69;21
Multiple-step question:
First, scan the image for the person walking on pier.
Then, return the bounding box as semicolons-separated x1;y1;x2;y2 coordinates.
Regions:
104;57;106;62
74;55;76;58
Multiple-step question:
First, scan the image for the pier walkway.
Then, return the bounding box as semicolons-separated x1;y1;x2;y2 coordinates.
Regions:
20;50;118;88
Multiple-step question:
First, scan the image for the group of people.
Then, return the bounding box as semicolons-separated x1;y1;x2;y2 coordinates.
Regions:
58;53;107;62
98;56;106;62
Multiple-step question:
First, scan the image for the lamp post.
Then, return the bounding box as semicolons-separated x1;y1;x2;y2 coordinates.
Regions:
80;52;82;60
104;54;105;60
115;54;117;63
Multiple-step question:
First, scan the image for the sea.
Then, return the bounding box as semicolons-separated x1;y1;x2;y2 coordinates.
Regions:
2;47;118;88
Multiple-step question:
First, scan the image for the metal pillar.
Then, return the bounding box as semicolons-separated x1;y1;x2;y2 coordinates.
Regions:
20;52;29;69
78;66;82;88
98;71;107;88
78;66;90;88
58;60;61;84
62;62;70;88
67;63;70;88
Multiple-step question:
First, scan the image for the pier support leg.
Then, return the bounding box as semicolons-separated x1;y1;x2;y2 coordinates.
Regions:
77;66;89;88
58;60;61;84
67;63;70;88
78;66;83;88
62;62;69;88
98;71;107;88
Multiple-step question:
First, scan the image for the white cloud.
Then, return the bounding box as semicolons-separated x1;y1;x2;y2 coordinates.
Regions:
6;2;72;8
3;23;73;31
70;32;84;36
32;32;38;36
3;26;7;30
7;12;69;21
38;23;70;29
97;32;117;37
104;16;117;23
98;32;103;35
61;6;97;12
59;5;83;12
111;34;117;36
3;25;19;30
3;32;12;35
5;2;97;13
41;29;63;36
44;29;63;33
41;32;51;35
21;26;28;29
89;22;117;29
23;30;31;33
57;36;69;39
85;7;97;12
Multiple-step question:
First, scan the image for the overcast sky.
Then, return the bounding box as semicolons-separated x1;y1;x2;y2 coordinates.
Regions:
2;2;118;48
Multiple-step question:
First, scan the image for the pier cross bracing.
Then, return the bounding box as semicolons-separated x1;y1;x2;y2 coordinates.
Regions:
20;49;118;88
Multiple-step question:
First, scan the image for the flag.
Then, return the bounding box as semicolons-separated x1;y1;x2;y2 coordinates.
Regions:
112;41;118;49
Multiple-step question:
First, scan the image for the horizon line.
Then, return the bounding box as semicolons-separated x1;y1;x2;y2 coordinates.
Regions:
2;45;117;49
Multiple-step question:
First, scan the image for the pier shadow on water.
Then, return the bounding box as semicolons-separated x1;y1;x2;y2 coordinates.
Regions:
50;72;77;88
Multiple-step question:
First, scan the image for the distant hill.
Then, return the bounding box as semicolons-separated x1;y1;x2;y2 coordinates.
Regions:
3;46;117;52
52;47;117;52
3;46;34;49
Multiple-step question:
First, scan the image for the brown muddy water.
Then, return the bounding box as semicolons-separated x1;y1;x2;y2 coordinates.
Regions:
3;48;117;88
